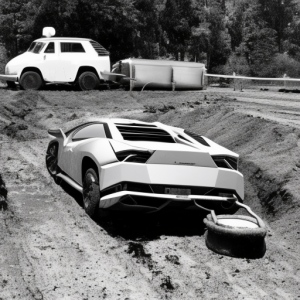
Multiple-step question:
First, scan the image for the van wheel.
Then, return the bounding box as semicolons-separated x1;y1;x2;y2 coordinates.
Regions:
6;81;16;88
20;71;43;90
78;72;99;91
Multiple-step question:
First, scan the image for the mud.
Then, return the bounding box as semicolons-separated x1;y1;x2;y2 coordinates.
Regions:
0;174;8;210
0;87;300;299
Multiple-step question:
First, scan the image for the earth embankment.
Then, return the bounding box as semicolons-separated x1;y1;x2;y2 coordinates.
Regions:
0;87;299;299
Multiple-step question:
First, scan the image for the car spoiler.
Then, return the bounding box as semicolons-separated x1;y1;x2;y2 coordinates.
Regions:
48;128;67;146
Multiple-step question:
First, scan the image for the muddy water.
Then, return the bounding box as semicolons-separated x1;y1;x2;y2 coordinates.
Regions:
0;88;300;299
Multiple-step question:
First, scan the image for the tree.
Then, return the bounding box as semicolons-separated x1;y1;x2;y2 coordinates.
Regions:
227;1;278;77
257;0;297;52
205;2;231;72
0;0;40;58
133;0;161;59
160;0;198;60
32;0;140;62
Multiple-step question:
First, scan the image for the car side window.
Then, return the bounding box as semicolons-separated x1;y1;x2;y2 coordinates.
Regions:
61;42;85;53
72;124;106;141
44;42;55;53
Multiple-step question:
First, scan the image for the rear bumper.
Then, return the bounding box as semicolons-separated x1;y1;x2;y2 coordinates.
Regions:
100;162;244;199
0;74;18;82
99;191;237;212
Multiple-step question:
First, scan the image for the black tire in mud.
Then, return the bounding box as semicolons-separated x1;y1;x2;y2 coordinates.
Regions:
6;81;16;89
203;214;267;259
45;142;61;184
78;72;99;91
20;71;43;90
82;168;100;218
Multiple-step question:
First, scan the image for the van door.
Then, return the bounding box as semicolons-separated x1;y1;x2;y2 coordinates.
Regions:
40;42;61;82
57;42;87;82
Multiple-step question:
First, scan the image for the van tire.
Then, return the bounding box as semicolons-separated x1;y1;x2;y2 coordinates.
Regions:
20;71;43;90
6;81;16;88
78;72;99;91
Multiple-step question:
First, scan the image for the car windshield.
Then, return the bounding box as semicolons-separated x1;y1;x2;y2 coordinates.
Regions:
28;42;46;54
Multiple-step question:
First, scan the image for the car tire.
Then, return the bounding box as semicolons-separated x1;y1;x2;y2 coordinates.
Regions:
78;72;99;91
20;71;43;90
82;168;100;218
203;214;267;259
45;143;61;184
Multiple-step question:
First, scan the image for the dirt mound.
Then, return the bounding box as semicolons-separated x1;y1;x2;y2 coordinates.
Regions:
0;91;48;141
1;88;300;299
126;104;300;223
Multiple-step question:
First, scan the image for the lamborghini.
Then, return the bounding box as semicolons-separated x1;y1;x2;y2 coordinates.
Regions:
46;119;244;217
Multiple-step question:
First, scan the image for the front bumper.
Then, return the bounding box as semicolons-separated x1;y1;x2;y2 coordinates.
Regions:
0;74;18;82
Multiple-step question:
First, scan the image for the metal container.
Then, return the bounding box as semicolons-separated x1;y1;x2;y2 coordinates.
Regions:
112;58;206;90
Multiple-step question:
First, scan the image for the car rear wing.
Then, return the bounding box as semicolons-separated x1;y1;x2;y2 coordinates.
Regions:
48;128;67;146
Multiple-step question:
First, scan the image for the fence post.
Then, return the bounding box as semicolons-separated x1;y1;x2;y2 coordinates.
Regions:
203;68;208;90
233;72;236;91
283;73;287;89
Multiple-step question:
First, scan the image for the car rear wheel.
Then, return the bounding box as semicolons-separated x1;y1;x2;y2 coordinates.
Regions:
78;72;99;91
46;143;61;184
20;71;43;90
82;168;100;218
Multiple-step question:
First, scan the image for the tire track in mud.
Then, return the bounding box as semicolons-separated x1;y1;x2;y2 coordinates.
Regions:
0;139;161;299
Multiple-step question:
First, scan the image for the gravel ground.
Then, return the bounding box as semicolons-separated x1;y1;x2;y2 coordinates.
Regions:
0;86;299;300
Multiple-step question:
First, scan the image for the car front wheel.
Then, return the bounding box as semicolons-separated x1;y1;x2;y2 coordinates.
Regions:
20;71;43;90
78;72;99;91
82;168;100;218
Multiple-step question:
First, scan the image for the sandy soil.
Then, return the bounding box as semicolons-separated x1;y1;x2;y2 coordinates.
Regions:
0;86;299;300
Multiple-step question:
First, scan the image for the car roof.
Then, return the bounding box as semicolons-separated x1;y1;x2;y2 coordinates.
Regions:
34;37;92;42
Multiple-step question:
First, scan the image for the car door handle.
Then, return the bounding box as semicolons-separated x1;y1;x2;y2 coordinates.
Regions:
44;55;46;60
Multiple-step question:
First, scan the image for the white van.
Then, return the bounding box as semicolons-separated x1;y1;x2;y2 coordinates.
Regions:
0;28;119;90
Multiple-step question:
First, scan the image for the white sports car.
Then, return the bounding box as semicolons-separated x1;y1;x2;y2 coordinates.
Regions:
46;119;244;217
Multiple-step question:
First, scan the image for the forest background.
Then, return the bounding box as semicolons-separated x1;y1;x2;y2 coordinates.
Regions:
1;0;300;78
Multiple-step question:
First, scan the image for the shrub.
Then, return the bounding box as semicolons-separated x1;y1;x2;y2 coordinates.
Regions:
271;53;300;78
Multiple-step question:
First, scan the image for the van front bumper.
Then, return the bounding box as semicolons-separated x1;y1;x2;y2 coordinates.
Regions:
0;74;18;82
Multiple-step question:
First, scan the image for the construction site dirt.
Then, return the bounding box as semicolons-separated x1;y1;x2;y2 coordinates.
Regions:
0;86;299;300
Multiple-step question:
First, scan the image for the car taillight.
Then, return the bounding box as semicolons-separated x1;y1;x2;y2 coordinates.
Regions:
212;156;238;170
115;150;153;163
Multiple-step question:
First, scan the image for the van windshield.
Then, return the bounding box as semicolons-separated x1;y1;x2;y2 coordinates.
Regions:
28;42;46;54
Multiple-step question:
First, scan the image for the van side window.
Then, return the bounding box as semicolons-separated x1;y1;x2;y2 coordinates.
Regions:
44;42;55;53
61;43;85;53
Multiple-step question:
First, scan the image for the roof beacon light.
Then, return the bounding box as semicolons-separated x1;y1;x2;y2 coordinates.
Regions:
42;27;55;38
